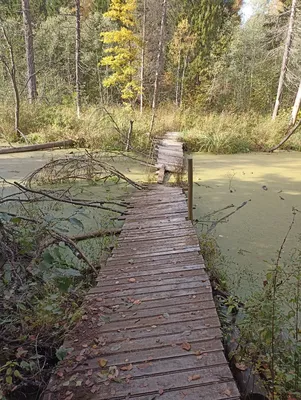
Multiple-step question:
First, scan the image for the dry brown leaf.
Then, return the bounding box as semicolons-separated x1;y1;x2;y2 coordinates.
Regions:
65;391;74;400
98;358;108;368
90;385;98;393
182;342;191;351
222;389;232;397
120;364;133;371
128;278;136;283
188;374;201;382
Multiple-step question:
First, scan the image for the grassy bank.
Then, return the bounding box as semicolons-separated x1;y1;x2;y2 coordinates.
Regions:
2;103;300;154
181;111;301;154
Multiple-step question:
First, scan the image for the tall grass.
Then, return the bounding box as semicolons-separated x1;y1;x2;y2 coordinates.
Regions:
180;111;301;154
1;102;300;154
0;102;181;152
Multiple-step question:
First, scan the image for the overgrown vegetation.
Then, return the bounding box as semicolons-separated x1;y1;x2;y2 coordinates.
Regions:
0;156;140;399
198;210;301;399
181;112;301;154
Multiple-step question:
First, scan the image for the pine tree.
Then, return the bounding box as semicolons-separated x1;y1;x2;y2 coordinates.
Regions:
101;0;140;103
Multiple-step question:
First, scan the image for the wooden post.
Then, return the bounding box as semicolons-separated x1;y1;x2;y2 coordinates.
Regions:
125;120;134;152
188;157;193;221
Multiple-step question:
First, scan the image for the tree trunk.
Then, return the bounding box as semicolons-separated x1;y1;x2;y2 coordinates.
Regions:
290;80;301;126
149;0;167;135
75;0;81;118
175;48;181;106
0;140;74;154
21;0;37;103
269;118;301;152
272;0;297;120
180;54;188;107
0;24;21;137
140;0;146;114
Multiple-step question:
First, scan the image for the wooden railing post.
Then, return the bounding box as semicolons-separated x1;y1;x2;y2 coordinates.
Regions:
125;120;134;152
188;157;193;221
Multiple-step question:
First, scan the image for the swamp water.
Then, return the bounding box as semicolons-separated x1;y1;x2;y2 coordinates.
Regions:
192;152;301;299
0;149;153;268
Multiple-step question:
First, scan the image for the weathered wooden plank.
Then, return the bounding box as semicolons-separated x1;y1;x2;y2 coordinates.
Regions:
97;268;207;283
81;365;234;400
157;164;166;184
130;382;240;400
44;184;238;400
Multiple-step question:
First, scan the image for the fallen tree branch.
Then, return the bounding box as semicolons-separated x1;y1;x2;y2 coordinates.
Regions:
13;182;124;214
51;232;98;275
269;118;301;152
0;140;75;155
207;200;251;234
0;210;36;223
70;228;122;241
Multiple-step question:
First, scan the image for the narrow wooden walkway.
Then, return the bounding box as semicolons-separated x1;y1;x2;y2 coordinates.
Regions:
44;132;239;399
44;185;239;400
155;132;184;183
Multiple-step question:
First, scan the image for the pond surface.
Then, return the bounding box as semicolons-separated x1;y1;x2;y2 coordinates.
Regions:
0;149;152;265
192;152;301;299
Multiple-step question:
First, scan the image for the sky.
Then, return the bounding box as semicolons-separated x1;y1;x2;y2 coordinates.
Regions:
240;0;254;22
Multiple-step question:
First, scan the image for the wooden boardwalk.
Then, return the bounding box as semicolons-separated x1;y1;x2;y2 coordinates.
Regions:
155;132;184;183
44;185;239;400
44;132;239;399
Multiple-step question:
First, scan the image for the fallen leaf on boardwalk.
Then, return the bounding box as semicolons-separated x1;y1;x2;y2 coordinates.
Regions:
182;342;191;351
110;344;121;351
128;278;136;283
188;374;201;382
163;313;169;319
235;362;248;371
133;299;141;305
98;358;108;368
64;391;74;400
91;385;99;393
159;388;164;395
222;389;232;397
120;364;133;371
108;366;119;379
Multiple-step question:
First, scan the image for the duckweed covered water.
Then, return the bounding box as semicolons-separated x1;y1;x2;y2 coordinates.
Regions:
192;152;301;298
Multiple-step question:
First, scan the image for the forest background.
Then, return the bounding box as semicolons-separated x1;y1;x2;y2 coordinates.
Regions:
1;0;301;154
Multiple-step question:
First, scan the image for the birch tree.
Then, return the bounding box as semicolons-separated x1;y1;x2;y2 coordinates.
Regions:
272;0;297;120
75;0;81;118
140;0;146;113
21;0;37;103
290;80;301;125
149;0;167;135
0;21;21;137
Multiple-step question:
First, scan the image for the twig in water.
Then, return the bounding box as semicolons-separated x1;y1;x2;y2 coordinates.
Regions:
207;200;251;234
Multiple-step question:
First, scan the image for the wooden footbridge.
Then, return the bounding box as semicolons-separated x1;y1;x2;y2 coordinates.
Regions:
44;134;239;400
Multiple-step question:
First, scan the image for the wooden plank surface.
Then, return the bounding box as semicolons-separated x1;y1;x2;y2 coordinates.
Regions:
44;185;239;400
156;132;184;182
